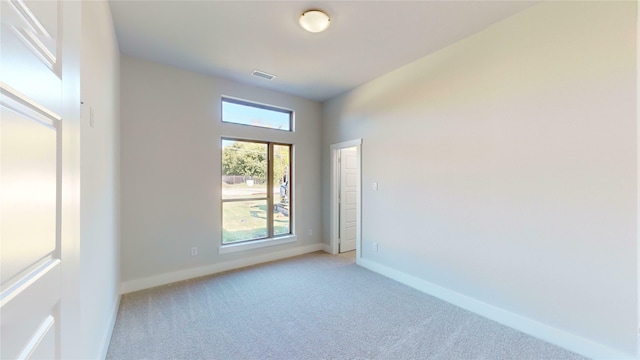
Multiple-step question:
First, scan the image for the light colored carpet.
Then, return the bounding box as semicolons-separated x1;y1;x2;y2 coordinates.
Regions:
107;251;586;360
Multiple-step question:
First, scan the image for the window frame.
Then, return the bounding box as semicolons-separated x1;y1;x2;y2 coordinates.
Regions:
221;97;294;132
220;138;293;247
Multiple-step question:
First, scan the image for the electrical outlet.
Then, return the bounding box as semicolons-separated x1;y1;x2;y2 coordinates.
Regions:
372;182;378;191
372;242;378;252
191;247;198;256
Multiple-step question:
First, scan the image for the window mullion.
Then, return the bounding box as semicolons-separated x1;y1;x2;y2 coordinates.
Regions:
267;143;274;238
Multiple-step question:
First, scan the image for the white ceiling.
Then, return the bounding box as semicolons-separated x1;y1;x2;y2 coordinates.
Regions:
109;1;538;102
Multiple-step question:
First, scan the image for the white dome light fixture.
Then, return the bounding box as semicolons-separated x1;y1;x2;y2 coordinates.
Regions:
299;10;331;33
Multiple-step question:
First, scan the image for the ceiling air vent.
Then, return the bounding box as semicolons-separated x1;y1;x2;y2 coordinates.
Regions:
251;69;276;81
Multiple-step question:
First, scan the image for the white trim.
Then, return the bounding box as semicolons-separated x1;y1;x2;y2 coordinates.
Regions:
1;82;61;126
636;1;640;357
329;139;362;257
120;243;323;294
321;244;332;253
59;3;82;358
17;315;55;360
0;259;59;307
357;257;632;360
218;235;296;254
6;0;57;70
8;0;51;37
330;139;362;150
97;294;120;360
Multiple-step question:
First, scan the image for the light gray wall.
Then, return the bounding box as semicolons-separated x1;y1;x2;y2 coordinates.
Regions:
120;56;323;284
79;0;121;358
322;1;637;357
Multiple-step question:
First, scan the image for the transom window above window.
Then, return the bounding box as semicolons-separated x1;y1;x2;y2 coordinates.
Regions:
222;97;293;131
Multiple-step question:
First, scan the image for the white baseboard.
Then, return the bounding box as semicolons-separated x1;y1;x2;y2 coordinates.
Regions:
121;243;324;294
98;293;121;360
357;257;632;360
321;243;332;254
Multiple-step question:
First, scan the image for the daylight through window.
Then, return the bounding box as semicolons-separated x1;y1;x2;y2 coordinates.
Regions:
221;139;292;244
222;97;292;131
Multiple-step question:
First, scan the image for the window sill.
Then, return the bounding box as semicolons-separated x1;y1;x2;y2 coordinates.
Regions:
219;235;296;254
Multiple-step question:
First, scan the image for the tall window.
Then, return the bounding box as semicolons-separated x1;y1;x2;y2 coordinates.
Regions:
221;139;291;244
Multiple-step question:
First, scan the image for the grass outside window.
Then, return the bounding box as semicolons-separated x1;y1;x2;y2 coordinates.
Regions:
221;139;291;245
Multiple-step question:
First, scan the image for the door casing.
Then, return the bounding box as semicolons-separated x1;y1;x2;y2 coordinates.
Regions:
330;139;362;258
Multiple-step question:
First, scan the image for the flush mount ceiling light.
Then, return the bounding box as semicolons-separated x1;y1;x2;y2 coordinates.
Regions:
299;10;331;33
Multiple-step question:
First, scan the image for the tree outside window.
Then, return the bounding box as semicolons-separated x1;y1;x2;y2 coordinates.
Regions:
221;139;291;244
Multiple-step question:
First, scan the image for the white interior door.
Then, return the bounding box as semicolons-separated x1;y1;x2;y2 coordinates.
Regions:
1;1;67;358
339;147;358;253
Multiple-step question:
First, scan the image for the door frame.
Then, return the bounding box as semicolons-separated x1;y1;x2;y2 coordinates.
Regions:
330;139;362;258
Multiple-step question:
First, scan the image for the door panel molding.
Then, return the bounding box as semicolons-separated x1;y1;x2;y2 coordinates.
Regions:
4;0;59;71
1;82;61;125
17;315;56;360
1;84;61;288
0;260;60;359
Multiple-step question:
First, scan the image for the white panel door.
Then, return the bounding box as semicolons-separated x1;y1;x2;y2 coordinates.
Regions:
339;147;358;253
1;0;67;358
